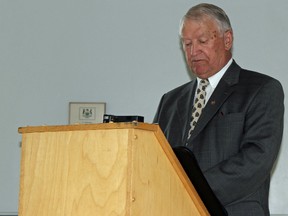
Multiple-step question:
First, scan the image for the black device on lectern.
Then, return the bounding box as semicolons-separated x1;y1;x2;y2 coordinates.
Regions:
103;114;144;123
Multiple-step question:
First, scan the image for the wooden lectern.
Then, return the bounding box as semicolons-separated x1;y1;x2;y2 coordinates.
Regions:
18;123;210;216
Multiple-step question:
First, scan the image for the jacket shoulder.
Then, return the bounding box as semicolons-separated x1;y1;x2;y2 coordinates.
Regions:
164;81;194;98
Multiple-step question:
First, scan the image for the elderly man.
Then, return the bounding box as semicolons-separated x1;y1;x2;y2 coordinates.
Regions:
154;3;284;215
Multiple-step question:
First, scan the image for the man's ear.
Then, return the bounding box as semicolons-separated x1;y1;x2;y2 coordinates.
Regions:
224;30;233;50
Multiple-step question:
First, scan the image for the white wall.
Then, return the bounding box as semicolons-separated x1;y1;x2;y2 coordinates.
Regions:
0;0;287;214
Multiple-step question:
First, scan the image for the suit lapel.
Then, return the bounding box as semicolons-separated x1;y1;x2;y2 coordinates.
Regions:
188;61;241;142
176;80;197;122
175;79;197;143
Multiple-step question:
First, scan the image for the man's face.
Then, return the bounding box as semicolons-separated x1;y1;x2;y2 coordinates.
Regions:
181;17;232;79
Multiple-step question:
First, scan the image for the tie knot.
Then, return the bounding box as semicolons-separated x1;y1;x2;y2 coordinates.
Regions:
200;79;209;87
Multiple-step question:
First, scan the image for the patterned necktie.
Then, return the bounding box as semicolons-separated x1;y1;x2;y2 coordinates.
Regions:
187;79;209;139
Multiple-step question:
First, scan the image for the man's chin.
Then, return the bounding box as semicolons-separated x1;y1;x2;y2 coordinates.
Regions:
191;69;212;79
191;66;208;75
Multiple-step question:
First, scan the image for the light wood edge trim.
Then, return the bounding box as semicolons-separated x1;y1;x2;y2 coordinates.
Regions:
125;129;134;216
18;122;158;134
154;127;210;216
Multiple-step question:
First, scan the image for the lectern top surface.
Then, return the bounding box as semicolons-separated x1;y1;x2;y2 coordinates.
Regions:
18;122;159;134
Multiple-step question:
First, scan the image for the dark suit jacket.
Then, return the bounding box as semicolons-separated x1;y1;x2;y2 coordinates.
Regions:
153;61;284;216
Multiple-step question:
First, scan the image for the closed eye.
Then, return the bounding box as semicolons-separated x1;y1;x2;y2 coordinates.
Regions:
199;39;208;44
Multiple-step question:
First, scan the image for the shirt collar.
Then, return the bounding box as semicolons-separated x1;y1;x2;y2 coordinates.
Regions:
197;58;233;89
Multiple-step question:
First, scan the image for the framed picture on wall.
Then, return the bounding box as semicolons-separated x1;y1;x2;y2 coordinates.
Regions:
69;102;106;124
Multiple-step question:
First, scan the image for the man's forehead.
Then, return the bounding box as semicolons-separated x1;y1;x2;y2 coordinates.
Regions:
181;25;215;38
181;18;219;36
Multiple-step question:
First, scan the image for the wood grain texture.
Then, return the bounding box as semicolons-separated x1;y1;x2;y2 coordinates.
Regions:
129;129;208;215
18;123;209;216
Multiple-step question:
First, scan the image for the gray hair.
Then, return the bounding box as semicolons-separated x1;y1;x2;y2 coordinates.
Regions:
180;3;232;35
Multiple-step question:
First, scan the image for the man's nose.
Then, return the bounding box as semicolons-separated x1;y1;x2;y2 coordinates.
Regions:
190;43;200;56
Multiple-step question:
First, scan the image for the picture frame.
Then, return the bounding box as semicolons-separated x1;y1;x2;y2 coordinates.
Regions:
69;102;106;124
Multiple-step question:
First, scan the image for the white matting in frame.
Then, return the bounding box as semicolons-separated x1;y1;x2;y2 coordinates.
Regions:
69;102;106;124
